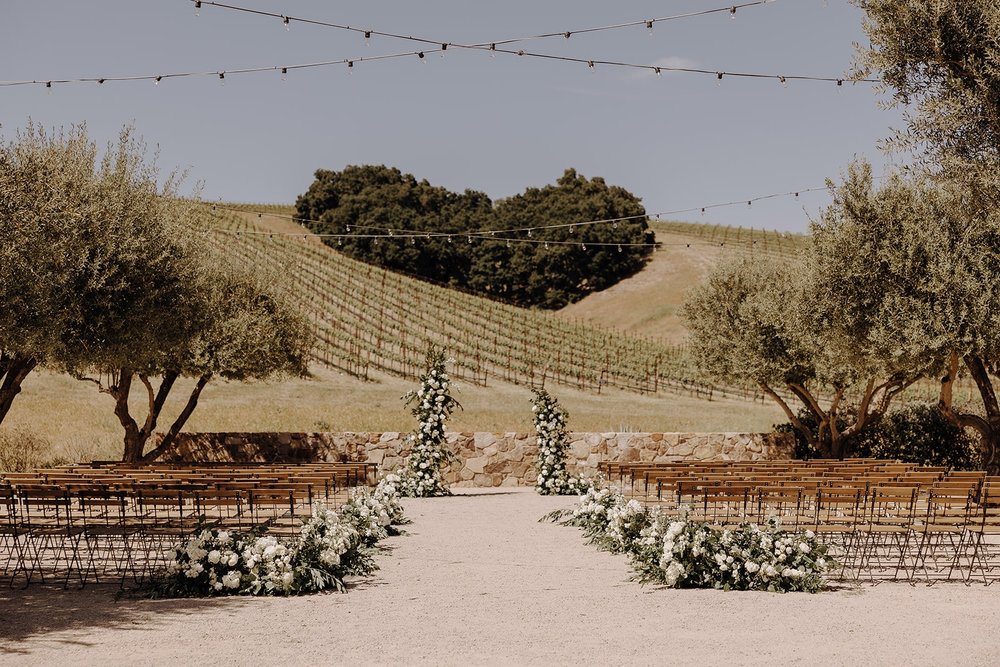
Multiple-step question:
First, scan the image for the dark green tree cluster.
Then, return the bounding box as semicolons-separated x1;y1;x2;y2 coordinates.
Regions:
295;166;654;309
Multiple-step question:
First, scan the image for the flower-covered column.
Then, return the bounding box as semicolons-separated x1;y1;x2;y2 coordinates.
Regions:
531;387;577;495
399;346;460;497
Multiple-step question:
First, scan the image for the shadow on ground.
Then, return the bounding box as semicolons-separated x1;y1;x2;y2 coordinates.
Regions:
0;584;249;655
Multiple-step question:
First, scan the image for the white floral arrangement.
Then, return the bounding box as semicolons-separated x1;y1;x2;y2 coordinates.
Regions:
398;346;460;497
531;388;584;495
550;482;832;593
157;490;411;598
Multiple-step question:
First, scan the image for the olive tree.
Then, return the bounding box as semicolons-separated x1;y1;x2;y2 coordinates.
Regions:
853;0;1000;172
0;123;198;426
80;259;314;463
816;161;1000;469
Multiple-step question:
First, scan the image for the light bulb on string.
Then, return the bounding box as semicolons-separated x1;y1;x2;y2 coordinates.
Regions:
506;239;511;248
587;60;595;73
646;20;654;35
411;237;416;245
281;67;287;81
564;32;572;40
467;235;473;244
837;79;844;91
527;229;532;237
365;31;371;47
613;220;619;229
282;15;290;31
716;72;724;86
730;6;737;19
154;76;162;86
46;81;52;94
617;245;623;253
489;43;496;58
347;60;354;74
195;1;201;16
440;43;447;57
581;243;587;251
654;67;662;78
544;241;549;249
346;225;351;232
418;52;425;63
218;71;225;86
779;75;787;88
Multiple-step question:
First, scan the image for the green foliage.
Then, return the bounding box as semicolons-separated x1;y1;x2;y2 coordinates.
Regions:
295;165;654;309
775;403;981;470
853;1;1000;168
857;403;981;470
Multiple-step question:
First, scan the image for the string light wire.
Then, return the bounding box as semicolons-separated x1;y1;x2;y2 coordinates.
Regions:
200;182;831;243
0;1;868;88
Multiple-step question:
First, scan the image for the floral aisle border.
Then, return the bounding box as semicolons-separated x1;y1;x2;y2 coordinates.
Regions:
545;483;832;593
398;346;460;497
149;474;408;597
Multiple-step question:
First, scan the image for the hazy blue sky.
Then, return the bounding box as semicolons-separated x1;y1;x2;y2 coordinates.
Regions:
2;0;906;232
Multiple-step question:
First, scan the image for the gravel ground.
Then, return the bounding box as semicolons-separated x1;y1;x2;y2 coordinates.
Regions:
2;488;999;666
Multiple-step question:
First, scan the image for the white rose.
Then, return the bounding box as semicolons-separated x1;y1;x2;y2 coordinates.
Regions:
208;550;222;564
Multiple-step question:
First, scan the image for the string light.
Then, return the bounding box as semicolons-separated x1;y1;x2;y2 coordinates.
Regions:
195;1;201;16
154;75;162;86
1;1;870;91
645;20;654;35
201;180;851;245
282;15;290;30
281;67;287;81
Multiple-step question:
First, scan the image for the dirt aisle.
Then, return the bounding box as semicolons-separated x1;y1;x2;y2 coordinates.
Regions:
2;488;999;665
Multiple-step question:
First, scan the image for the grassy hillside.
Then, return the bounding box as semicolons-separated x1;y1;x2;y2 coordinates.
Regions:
560;221;806;345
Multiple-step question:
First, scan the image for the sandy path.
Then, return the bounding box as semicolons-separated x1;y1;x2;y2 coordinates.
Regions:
2;488;999;665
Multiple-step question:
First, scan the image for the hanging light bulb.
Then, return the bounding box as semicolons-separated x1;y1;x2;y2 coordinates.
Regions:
347;60;354;73
467;235;473;244
365;30;372;47
154;75;162;86
346;225;351;232
282;15;290;31
716;72;724;86
281;67;287;81
587;60;595;72
700;208;706;215
613;220;619;229
837;79;844;90
418;52;425;62
218;71;225;86
544;241;549;249
506;239;511;248
97;79;105;85
564;32;572;39
46;81;52;93
489;43;496;58
338;238;343;246
411;237;416;245
646;20;654;35
654;67;662;78
730;6;737;19
448;235;453;243
747;200;752;207
440;43;448;57
617;244;623;253
778;75;787;88
195;1;201;16
581;243;587;251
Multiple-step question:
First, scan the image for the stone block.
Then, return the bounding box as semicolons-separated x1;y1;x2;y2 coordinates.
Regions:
473;473;492;486
466;456;489;474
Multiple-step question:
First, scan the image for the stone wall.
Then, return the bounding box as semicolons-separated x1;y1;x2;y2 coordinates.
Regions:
159;431;794;488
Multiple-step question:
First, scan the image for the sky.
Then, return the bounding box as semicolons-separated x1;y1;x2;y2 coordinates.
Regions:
1;0;907;233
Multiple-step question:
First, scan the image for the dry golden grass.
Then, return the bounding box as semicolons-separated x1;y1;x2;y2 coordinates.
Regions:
3;367;784;464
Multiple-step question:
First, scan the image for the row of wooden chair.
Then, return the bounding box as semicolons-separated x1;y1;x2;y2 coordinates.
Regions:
0;462;378;588
598;460;1000;584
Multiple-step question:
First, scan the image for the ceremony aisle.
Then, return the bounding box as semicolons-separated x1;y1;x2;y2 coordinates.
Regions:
1;489;999;665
